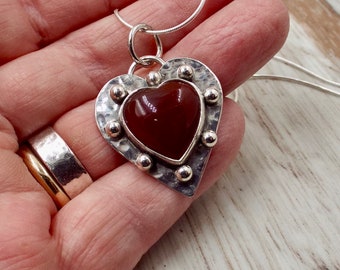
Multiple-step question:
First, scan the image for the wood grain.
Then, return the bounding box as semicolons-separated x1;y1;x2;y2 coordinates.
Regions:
283;0;340;57
136;1;340;269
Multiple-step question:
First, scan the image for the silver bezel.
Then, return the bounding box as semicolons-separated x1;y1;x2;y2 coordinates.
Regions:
95;58;223;196
119;78;205;166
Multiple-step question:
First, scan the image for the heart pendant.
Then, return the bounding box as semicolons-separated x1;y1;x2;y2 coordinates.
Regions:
95;58;223;196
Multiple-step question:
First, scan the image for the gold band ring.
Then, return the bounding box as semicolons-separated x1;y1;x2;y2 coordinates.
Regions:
18;127;93;208
19;145;70;208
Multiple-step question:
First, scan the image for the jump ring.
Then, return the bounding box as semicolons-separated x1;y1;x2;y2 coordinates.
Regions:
128;55;166;75
128;24;163;66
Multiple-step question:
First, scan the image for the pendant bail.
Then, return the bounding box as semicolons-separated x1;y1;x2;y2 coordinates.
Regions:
128;55;165;76
128;23;163;66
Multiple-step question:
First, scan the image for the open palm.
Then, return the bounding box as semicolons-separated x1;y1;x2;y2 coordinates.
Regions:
0;0;288;269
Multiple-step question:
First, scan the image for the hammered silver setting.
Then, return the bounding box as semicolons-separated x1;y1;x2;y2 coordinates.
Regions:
105;121;122;138
146;71;162;86
109;85;128;103
136;153;153;171
175;165;193;182
204;87;220;105
95;58;223;196
202;130;218;148
177;65;195;81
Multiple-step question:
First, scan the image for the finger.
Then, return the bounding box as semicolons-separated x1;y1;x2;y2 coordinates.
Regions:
0;0;136;64
0;115;17;151
0;0;232;139
167;0;290;90
52;99;245;270
53;100;124;179
51;0;288;179
0;150;57;268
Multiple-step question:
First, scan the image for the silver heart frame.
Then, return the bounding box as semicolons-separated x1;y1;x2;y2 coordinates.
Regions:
95;58;223;196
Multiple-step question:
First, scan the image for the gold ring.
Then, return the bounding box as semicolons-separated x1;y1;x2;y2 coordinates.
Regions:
19;145;70;208
18;127;93;208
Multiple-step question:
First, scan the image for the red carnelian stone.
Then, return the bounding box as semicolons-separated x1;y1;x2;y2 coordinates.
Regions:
123;81;201;161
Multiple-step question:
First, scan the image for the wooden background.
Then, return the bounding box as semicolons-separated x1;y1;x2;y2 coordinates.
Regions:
136;0;340;269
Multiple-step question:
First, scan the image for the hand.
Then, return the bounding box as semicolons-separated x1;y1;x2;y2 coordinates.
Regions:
0;0;289;269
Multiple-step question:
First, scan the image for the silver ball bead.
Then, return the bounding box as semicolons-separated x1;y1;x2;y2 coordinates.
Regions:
175;165;193;182
177;65;195;80
110;85;128;103
204;87;220;105
202;130;218;148
136;154;153;171
146;71;162;86
105;121;122;138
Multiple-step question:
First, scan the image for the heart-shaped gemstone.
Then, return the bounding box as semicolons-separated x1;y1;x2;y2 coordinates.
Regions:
122;80;202;163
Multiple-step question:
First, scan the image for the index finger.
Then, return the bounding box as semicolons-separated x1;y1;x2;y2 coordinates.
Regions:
0;0;135;64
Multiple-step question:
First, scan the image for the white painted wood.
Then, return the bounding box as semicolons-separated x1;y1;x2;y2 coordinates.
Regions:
326;0;340;14
136;9;340;270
